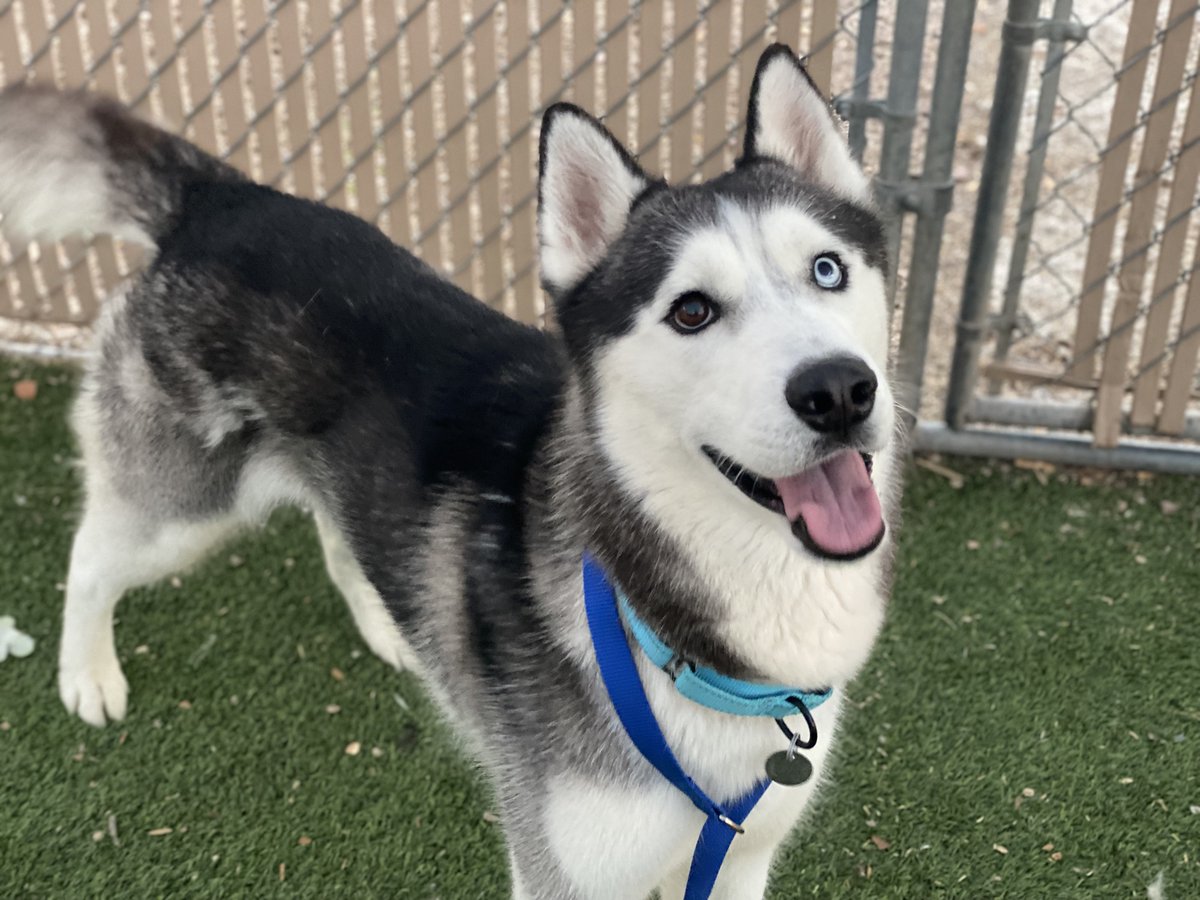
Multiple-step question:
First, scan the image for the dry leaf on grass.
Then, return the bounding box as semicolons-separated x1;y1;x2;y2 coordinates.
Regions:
147;827;173;836
13;379;37;400
345;741;361;756
869;835;891;851
915;457;965;488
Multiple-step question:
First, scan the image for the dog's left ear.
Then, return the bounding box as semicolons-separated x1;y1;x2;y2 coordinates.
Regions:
742;44;870;200
538;104;651;295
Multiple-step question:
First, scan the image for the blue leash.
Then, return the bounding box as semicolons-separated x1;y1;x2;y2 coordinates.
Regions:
581;554;829;899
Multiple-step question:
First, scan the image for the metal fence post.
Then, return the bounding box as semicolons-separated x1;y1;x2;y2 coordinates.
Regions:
846;0;880;163
943;0;1042;429
893;0;978;424
988;0;1079;394
875;0;930;301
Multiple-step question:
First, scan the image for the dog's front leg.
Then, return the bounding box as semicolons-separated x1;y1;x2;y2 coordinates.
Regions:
655;844;774;900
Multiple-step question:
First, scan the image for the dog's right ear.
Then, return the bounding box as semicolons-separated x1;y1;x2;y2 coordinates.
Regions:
742;44;870;200
538;104;650;296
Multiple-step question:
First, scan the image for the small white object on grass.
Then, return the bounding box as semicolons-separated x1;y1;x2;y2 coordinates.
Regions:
1147;871;1166;900
0;616;35;661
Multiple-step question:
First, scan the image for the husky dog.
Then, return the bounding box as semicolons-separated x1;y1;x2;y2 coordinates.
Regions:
0;44;899;898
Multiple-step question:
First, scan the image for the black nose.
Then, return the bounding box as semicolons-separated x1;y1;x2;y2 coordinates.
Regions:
785;356;878;437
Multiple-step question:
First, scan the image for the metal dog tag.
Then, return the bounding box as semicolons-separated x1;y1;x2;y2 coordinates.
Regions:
765;750;813;786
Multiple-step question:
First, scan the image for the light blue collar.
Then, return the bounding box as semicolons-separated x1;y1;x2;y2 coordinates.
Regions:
616;591;832;719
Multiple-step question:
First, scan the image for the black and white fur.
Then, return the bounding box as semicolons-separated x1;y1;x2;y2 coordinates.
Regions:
0;46;900;898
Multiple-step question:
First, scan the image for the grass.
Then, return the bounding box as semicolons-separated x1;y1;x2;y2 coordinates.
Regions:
1;361;1197;899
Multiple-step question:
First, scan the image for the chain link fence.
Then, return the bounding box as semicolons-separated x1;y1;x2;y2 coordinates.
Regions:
2;0;1198;470
0;0;875;328
934;0;1200;470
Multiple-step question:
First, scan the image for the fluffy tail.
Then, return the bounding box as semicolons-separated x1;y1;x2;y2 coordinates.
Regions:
0;85;241;248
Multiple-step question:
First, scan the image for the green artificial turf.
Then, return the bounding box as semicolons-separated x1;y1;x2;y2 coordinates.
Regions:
1;361;1197;899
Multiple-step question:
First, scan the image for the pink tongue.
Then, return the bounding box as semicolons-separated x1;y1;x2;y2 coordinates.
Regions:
774;450;883;557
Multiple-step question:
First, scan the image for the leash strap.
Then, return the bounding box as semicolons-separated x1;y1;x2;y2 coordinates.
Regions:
582;554;770;899
685;781;769;899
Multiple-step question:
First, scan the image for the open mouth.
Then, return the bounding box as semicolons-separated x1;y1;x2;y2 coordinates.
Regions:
703;446;885;561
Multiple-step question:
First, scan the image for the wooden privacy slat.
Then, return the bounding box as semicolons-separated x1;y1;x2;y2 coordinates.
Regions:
572;0;598;112
537;3;565;111
47;0;97;321
1157;257;1200;433
102;0;154;293
275;2;316;196
471;0;504;305
603;0;633;148
439;0;473;280
23;0;70;321
1131;70;1200;425
147;3;187;125
119;0;155;118
0;4;24;317
807;0;837;96
699;0;733;179
776;0;804;53
24;0;59;83
240;0;284;183
1069;0;1157;381
176;0;219;150
406;1;439;262
668;0;700;182
371;0;406;241
504;0;538;320
340;0;378;219
1093;0;1195;447
305;1;342;203
520;2;564;321
635;1;665;172
83;0;128;298
738;0;769;142
209;0;252;172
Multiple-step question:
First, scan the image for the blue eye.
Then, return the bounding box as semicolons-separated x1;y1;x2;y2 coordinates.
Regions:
813;254;844;290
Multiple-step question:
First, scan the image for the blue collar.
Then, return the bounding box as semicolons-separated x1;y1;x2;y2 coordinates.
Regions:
582;554;831;900
616;590;833;719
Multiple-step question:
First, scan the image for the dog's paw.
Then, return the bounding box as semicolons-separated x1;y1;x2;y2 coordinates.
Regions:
363;629;413;672
59;660;129;727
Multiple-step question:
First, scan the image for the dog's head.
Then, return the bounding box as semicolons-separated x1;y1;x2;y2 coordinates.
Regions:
538;45;894;563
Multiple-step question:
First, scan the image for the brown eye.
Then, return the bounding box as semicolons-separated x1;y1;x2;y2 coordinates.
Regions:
669;293;718;333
